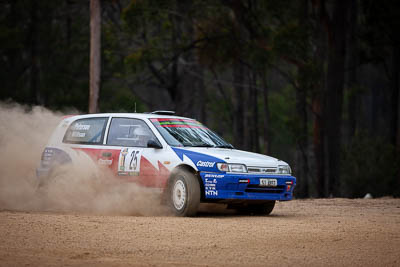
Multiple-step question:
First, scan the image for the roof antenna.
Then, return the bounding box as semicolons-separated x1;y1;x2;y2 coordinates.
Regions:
134;102;137;113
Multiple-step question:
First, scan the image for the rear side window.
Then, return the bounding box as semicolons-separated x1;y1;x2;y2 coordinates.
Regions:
63;117;108;144
107;118;157;147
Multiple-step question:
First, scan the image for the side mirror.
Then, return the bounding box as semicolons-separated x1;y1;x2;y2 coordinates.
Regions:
147;139;163;149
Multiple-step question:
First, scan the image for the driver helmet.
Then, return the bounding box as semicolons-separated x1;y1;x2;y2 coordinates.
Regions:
132;126;150;145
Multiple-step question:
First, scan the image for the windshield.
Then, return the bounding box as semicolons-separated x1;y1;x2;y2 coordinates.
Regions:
150;118;233;148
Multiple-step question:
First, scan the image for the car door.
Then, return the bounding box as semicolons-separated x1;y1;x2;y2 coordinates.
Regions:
104;117;168;187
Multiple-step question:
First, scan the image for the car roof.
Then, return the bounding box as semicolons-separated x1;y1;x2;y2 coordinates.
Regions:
63;113;196;121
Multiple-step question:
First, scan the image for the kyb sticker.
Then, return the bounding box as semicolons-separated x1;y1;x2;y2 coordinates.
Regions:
118;148;143;175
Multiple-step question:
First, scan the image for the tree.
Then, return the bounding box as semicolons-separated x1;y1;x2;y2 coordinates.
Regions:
89;0;101;114
325;0;350;196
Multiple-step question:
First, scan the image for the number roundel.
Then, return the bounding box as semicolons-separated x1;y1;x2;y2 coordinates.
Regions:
118;148;143;175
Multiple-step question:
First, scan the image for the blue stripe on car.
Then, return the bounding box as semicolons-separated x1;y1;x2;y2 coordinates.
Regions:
171;147;226;172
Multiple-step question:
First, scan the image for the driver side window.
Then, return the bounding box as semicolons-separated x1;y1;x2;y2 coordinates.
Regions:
107;118;156;147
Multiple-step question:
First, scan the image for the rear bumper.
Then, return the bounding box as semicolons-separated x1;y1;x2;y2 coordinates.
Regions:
200;172;296;201
36;167;50;178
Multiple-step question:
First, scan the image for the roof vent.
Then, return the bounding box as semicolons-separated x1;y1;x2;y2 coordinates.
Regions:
150;110;176;115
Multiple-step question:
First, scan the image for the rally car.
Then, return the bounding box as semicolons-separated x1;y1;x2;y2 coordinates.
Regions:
37;111;296;216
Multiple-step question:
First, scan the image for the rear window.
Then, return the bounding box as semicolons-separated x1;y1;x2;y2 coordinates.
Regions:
63;117;108;144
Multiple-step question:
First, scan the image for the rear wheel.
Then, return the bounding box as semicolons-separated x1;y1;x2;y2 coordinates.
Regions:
36;166;60;191
235;201;276;215
169;170;201;217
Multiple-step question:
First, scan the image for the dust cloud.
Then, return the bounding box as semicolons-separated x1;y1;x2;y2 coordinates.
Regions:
0;102;168;216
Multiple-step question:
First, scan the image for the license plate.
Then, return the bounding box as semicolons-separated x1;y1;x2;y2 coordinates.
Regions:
259;178;277;187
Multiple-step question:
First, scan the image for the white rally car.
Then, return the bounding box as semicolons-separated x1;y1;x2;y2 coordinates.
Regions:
37;111;296;216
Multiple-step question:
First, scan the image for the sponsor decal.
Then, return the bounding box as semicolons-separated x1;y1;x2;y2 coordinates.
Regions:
73;123;91;131
117;171;139;176
119;148;129;171
205;178;218;196
196;160;215;168
98;158;113;166
150;118;206;129
205;190;218;196
205;178;218;184
71;131;86;138
118;148;143;176
171;148;224;171
204;173;224;178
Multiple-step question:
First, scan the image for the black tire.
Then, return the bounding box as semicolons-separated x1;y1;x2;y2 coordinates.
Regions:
36;168;57;191
236;201;276;215
169;169;201;217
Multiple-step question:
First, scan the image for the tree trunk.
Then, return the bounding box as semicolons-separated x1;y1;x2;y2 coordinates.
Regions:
249;70;260;152
261;74;270;155
195;64;206;123
313;94;325;197
311;0;328;197
391;45;400;198
89;0;101;114
296;79;309;197
243;84;252;151
347;0;358;141
5;0;18;100
325;0;349;196
66;0;72;48
232;61;245;149
29;0;39;105
295;0;310;198
391;46;400;147
395;46;400;198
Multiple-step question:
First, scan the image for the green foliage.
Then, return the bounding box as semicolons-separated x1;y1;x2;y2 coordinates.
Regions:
269;85;296;163
100;85;145;113
205;86;233;144
273;22;309;62
341;133;400;197
0;0;90;111
122;0;170;32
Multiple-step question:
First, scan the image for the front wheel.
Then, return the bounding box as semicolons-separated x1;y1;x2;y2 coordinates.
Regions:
169;170;201;217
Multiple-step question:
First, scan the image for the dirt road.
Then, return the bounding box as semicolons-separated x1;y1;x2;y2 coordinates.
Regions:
1;198;399;267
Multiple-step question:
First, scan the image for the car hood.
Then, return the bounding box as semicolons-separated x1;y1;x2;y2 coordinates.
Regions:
177;147;285;167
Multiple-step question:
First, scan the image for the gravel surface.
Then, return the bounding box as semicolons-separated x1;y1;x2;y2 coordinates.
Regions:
1;198;399;267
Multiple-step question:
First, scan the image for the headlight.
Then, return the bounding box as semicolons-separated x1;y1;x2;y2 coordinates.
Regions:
277;165;291;174
217;163;247;173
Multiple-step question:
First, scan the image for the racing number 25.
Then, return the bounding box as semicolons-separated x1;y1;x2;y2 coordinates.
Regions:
129;150;140;170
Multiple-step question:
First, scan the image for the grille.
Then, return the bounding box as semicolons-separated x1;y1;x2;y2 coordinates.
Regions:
245;184;285;194
247;167;277;174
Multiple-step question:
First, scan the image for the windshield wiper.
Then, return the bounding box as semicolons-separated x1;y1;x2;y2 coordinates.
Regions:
182;143;213;147
214;144;234;149
183;143;233;148
192;144;215;147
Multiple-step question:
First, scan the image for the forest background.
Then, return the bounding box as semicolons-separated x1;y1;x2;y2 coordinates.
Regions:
1;0;399;198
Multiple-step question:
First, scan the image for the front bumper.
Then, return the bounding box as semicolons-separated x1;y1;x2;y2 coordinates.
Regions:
200;172;296;201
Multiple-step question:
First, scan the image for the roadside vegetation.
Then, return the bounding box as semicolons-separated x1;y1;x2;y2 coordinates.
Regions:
0;0;399;198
